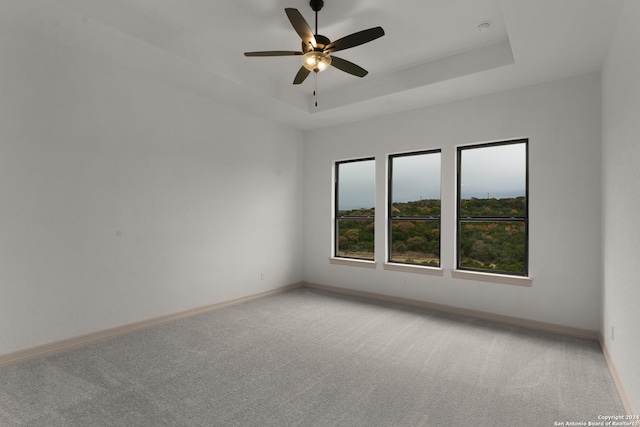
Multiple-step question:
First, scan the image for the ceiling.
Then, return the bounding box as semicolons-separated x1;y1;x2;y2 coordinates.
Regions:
11;0;623;130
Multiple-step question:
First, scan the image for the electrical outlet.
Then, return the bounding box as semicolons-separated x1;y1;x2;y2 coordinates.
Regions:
611;326;614;341
260;272;265;280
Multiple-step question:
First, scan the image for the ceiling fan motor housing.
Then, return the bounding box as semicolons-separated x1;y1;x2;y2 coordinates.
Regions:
302;34;330;52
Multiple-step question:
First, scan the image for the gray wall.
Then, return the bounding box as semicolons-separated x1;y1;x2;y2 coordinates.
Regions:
602;0;640;413
303;72;602;331
0;2;304;355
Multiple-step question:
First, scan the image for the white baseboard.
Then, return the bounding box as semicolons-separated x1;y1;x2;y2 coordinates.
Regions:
599;336;637;416
303;282;599;340
0;283;303;367
4;280;634;417
303;282;640;414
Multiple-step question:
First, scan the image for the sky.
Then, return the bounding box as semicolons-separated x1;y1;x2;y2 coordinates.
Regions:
391;152;441;203
337;143;526;210
459;143;526;199
337;160;375;210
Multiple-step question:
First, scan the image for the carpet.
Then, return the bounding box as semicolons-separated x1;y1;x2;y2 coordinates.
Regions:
0;287;625;426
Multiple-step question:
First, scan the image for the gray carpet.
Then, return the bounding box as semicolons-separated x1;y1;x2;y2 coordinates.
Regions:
0;287;625;426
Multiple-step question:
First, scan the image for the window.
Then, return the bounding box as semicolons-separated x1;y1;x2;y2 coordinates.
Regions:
334;158;375;260
388;150;441;267
457;140;528;276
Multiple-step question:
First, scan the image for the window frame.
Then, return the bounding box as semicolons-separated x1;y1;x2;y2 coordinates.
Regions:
387;149;442;268
456;139;529;277
334;157;376;261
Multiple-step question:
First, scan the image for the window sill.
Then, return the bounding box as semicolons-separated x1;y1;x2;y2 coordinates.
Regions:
329;258;377;269
383;262;444;276
451;269;532;287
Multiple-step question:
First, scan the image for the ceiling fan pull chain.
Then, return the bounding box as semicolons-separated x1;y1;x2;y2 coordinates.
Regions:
314;72;318;107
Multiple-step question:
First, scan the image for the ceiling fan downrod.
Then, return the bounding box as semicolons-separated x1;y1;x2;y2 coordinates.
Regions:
310;0;324;107
310;0;324;35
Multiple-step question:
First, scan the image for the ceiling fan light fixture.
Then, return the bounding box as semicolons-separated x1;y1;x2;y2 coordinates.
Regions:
302;51;332;72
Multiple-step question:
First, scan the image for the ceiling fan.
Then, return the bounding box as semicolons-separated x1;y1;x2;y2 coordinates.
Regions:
244;0;384;105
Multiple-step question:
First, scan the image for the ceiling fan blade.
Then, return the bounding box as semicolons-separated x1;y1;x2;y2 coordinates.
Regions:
244;51;302;57
324;27;385;53
330;56;368;78
293;66;311;85
285;8;317;50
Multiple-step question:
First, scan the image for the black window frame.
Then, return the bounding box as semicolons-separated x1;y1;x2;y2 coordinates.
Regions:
334;157;376;261
388;149;442;267
456;139;529;276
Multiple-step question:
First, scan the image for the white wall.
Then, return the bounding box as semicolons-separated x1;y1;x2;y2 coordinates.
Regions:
602;0;640;413
0;2;303;356
304;72;602;331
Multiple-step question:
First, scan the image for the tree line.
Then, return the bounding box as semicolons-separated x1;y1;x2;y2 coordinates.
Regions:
337;197;526;274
